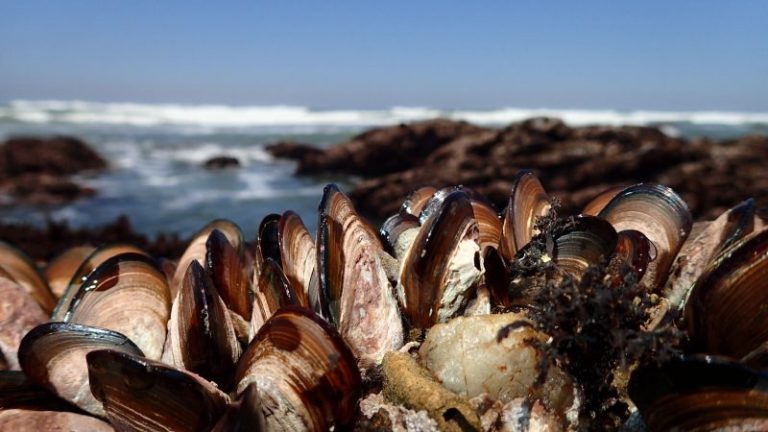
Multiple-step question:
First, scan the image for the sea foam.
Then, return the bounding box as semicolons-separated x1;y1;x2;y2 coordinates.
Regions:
2;100;767;131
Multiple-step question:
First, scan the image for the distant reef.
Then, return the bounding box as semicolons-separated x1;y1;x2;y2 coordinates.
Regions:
268;117;768;221
0;135;107;205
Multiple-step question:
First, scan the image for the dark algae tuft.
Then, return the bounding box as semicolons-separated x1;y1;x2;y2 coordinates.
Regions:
500;202;683;431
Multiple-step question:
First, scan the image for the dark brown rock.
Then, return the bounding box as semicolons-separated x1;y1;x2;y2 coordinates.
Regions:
265;141;323;161
295;119;488;177
0;216;188;262
203;156;241;170
327;117;768;221
0;136;106;179
0;136;106;205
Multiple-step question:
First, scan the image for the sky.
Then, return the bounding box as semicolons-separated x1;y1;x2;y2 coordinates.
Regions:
1;1;767;111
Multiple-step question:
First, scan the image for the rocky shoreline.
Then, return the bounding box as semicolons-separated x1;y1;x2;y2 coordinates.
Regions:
268;117;768;221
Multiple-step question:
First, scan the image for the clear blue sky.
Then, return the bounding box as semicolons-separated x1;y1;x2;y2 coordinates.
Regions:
1;1;766;110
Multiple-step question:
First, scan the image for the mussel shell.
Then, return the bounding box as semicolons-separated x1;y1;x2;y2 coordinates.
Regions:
553;216;617;278
0;241;56;313
467;191;502;252
65;253;171;360
277;210;316;310
52;243;148;321
18;322;143;417
401;186;437;217
206;229;252;320
163;260;240;388
581;185;626;216
256;213;282;266
317;184;403;366
400;189;481;328
483;246;512;308
235;307;361;431
685;228;768;362
88;349;229;432
252;257;299;335
0;275;47;370
597;183;692;289
171;219;244;300
629;355;768;431
44;245;95;299
614;230;653;279
379;212;420;260
0;370;68;410
0;409;114;431
665;199;756;317
212;383;267;432
500;170;551;260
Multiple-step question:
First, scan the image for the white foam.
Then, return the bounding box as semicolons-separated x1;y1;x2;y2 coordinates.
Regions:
3;100;768;130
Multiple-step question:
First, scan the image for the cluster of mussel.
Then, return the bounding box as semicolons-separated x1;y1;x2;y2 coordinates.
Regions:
1;170;768;431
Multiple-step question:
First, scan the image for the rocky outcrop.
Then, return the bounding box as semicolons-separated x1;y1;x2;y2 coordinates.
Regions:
292;119;488;177
203;156;241;170
0;216;187;262
265;141;323;161
0;136;107;204
273;117;768;221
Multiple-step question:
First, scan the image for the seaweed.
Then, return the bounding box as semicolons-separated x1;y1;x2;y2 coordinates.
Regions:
500;202;682;431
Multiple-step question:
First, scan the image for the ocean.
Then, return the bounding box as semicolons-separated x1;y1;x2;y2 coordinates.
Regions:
1;100;767;239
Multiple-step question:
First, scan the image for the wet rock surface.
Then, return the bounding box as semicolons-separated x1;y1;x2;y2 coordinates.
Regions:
203;156;241;170
289;119;487;177
0;136;107;204
277;118;768;220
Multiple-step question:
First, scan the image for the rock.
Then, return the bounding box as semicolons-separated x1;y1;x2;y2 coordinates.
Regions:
1;174;96;204
0;136;106;205
0;136;106;179
328;117;768;221
0;216;188;262
295;119;488;177
265;141;323;162
203;156;241;170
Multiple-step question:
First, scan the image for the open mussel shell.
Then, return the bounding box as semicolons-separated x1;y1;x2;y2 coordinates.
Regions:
18;322;143;417
466;189;502;252
0;241;56;313
65;253;171;360
212;383;266;432
614;229;653;279
252;257;299;334
256;213;282;265
500;170;551;260
553;216;617;278
0;409;114;431
206;229;252;320
597;183;692;289
52;243;149;321
44;245;95;299
664;199;757;317
87;349;230;432
401;186;437;217
0;274;47;370
581;184;626;216
483;246;512;308
163;260;240;388
399;189;483;328
380;212;421;261
236;307;361;431
171;219;244;299
629;355;768;431
685;228;768;364
317;184;403;366
277;210;316;310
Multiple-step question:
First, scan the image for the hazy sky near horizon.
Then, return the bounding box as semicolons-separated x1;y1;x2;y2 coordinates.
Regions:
1;1;767;111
